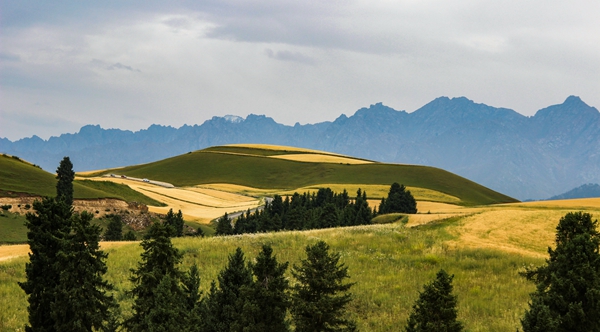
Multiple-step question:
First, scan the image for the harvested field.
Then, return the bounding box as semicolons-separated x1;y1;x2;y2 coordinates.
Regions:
269;153;373;164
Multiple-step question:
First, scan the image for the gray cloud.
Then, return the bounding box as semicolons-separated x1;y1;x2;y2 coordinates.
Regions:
0;1;598;141
265;49;316;65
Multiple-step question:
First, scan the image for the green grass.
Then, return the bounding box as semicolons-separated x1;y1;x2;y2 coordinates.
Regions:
0;219;541;331
0;155;164;206
99;147;517;206
372;213;408;224
0;212;28;244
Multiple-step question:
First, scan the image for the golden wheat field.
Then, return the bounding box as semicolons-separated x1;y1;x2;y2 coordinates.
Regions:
269;153;373;164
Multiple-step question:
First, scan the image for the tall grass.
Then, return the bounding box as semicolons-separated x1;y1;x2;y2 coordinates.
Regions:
0;219;541;331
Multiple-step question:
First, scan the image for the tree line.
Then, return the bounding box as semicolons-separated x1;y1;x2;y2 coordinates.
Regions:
216;183;418;236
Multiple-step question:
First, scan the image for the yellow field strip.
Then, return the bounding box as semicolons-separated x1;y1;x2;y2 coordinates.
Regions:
269;153;373;164
0;242;136;262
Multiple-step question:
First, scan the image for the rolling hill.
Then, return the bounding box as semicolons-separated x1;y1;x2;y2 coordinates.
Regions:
0;154;162;206
87;144;517;206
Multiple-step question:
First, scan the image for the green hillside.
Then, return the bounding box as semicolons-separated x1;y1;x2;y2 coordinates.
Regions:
0;154;163;206
97;146;517;206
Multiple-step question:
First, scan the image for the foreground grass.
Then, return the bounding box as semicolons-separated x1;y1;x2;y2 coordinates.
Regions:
0;220;540;331
0;212;28;244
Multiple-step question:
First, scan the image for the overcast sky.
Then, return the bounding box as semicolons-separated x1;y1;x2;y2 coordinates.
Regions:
1;0;599;141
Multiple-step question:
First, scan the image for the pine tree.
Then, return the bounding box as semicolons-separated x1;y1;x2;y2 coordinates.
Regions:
521;212;600;332
241;245;291;332
201;247;253;332
291;241;357;332
56;156;75;207
103;214;123;241
52;211;116;331
144;275;187;332
405;269;463;332
215;213;233;236
125;221;185;331
19;198;72;332
379;183;417;214
182;265;203;330
164;208;185;237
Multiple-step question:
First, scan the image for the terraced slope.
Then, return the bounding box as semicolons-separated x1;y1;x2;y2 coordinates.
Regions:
94;145;517;206
0;154;162;205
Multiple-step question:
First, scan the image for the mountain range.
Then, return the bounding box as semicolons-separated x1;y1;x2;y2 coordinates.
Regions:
1;96;598;200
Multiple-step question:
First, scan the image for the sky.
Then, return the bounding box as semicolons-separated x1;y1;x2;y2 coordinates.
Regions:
1;0;599;141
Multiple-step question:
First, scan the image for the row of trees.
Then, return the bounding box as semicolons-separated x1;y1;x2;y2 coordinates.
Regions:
127;225;357;332
216;188;374;235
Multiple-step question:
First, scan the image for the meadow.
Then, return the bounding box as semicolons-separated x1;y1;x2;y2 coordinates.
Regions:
2;198;600;330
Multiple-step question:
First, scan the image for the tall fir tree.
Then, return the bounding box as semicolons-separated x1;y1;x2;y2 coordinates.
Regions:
201;248;253;332
125;221;185;332
103;214;123;241
51;211;116;331
291;241;356;332
241;245;291;332
379;182;417;214
164;208;185;237
405;269;463;332
56;156;75;207
19;198;72;332
215;213;233;236
521;212;600;332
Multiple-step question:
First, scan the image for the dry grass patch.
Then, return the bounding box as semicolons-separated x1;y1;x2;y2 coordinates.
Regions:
0;245;29;262
446;209;573;257
269;153;373;164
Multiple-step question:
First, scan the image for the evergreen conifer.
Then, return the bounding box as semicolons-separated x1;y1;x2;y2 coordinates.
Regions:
201;248;253;332
405;269;463;332
291;241;356;332
521;212;600;331
55;156;75;207
125;221;185;331
241;245;290;332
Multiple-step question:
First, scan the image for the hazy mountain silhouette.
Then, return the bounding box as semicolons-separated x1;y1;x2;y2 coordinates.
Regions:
1;96;598;200
547;183;600;200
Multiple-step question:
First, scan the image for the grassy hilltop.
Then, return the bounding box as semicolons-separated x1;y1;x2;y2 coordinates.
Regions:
88;144;517;206
0;154;162;205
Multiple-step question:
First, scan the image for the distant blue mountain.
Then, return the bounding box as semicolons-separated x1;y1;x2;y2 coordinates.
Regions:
1;96;599;200
548;183;600;200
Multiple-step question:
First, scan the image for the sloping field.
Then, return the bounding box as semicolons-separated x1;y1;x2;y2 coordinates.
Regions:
91;177;262;222
270;153;373;164
95;145;516;206
0;155;161;205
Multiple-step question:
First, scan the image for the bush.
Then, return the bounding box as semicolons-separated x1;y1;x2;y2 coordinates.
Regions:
1;204;11;211
123;231;137;241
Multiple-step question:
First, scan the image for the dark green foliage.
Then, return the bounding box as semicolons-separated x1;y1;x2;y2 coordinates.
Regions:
291;241;356;332
125;221;185;331
1;204;11;211
182;265;203;329
229;188;372;236
164;209;185;237
379;183;417;214
56;156;75;206
123;230;137;241
521;212;600;332
20;197;116;332
19;198;73;332
241;245;291;332
201;248;253;332
195;226;205;237
405;269;463;332
144;275;187;332
103;214;123;241
215;213;233;236
52;211;115;331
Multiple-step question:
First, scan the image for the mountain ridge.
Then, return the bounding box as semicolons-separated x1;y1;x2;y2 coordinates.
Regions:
1;95;597;200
